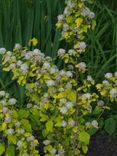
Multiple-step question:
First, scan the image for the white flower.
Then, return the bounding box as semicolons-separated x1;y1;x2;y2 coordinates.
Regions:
64;6;71;16
114;72;117;77
47;80;55;87
110;88;117;98
25;52;32;59
27;135;34;142
34;105;39;109
8;128;14;135
15;122;21;127
57;14;64;21
105;73;113;79
0;100;6;105
82;93;91;100
68;49;75;55
50;67;58;74
91;120;98;128
58;87;64;92
66;102;74;108
97;100;104;106
44;93;49;98
33;49;41;55
63;24;69;31
14;43;22;50
62;120;67;127
65;83;72;89
50;148;56;154
5;93;9;98
102;80;109;86
73;27;79;33
11;56;16;60
17;60;23;66
68;65;74;70
86;105;92;112
66;71;73;77
81;7;90;16
9;63;16;69
60;107;68;114
67;0;75;7
79;42;86;49
27;103;33;108
85;122;91;127
78;62;86;70
0;91;6;97
40;52;45;58
60;98;67;103
59;70;66;76
43;62;50;69
8;98;17;105
58;49;65;57
4;56;11;62
43;140;50;145
20;129;25;134
0;48;6;54
5;117;11;123
81;7;95;19
2;107;8;113
87;75;93;81
68;120;75;126
20;63;28;71
17;140;23;147
89;12;95;19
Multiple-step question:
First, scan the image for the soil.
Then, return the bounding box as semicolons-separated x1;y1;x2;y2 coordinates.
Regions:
86;133;117;156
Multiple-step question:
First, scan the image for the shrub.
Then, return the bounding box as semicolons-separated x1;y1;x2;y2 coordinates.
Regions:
0;0;113;156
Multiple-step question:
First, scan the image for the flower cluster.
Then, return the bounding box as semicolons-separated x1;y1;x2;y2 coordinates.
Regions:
0;90;39;156
0;0;101;156
56;0;96;52
96;72;117;102
0;43;101;155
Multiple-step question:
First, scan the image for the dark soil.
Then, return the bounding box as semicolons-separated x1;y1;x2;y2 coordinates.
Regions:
86;133;117;156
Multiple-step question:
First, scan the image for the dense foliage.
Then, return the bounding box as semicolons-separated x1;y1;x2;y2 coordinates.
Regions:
0;0;116;156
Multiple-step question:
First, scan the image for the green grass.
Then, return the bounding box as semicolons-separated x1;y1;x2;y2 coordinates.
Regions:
84;1;117;81
0;0;64;56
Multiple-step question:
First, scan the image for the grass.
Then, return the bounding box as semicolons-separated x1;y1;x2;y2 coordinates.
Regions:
84;1;117;81
0;0;64;56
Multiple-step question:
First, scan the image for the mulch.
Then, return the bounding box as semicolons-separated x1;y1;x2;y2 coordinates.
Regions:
86;133;117;156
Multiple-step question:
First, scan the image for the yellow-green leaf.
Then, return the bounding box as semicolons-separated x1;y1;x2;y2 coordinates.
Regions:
78;131;90;145
0;142;5;155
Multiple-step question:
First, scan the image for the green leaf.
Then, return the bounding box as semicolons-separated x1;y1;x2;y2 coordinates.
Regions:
46;120;53;132
82;145;88;154
21;119;32;132
104;118;116;135
78;131;90;145
6;145;15;156
88;128;98;136
8;135;17;144
18;109;29;119
0;142;5;155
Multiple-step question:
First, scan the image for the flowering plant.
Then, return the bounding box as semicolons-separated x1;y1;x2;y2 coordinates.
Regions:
0;90;39;156
0;0;111;156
